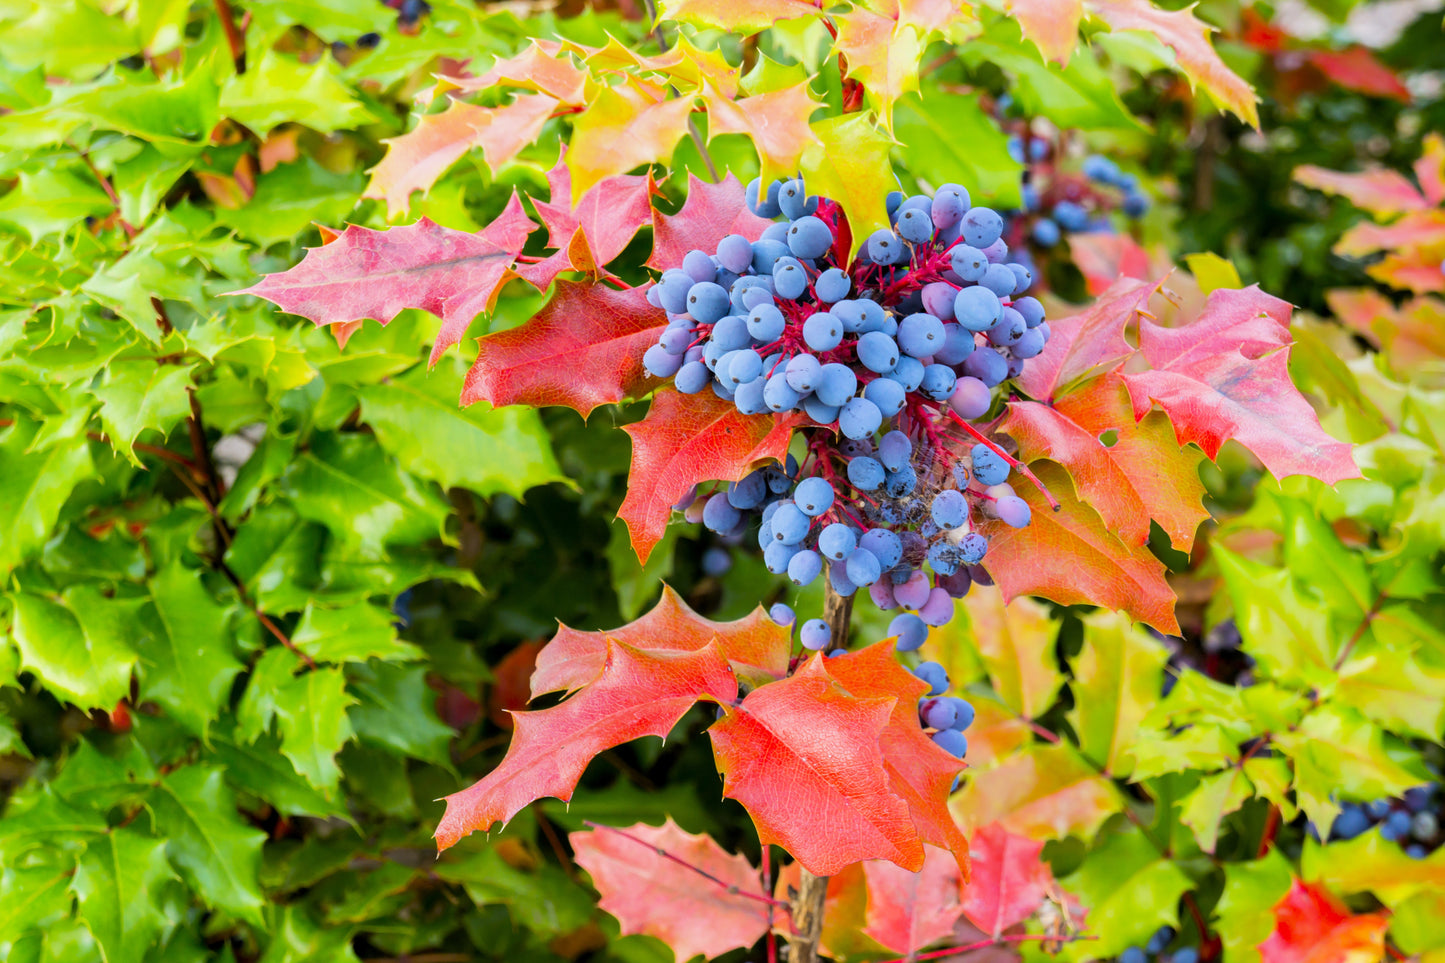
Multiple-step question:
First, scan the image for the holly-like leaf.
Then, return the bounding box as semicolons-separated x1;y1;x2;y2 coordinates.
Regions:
1014;276;1153;402
147;765;267;924
1068;611;1169;778
238;199;537;365
136;560;242;741
364;96;558;218
1086;0;1259;127
570;820;770;962
439;42;589;104
462;281;664;416
273;666;356;793
566;78;694;203
7;587;138;712
951;588;1062;722
827;643;971;872
976;460;1181;634
1295;163;1431;216
950;743;1121;840
1217;852;1294;963
1306;48;1411;102
1259;880;1388;963
1275;706;1427;832
833;6;924;133
704;84;822;189
1008;0;1083;62
70;827;176;963
1065;827;1193;957
619;389;803;563
531;584;792;697
435;640;736;849
1179;767;1254;855
88;362;195;465
657;0;823;33
647;172;774;273
798;113;896;259
1004;373;1209;549
709;656;923;875
1067;231;1159;297
1122;286;1360;484
0;422;93;577
861;845;965;955
960;823;1054;938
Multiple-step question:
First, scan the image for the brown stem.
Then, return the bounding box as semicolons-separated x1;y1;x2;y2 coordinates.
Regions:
214;0;247;73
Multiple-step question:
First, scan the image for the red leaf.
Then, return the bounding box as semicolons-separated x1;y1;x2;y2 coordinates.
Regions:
238;200;536;364
647;172;775;272
1001;372;1209;550
516;152;660;290
1295;163;1429;215
959;823;1053;938
1415;132;1445;206
826;642;970;874
1121;286;1360;484
1258;879;1388;963
976;460;1180;634
1066;231;1156;296
1014;276;1152;402
486;640;543;730
364;96;557;217
619;390;803;564
570;820;770;962
435;640;736;849
531;584;792;697
708;655;923;876
862;846;966;955
1306;48;1411;102
462;280;664;415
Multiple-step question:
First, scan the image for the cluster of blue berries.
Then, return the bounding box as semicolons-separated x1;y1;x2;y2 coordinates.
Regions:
1119;927;1197;963
1000;132;1150;250
1327;784;1440;858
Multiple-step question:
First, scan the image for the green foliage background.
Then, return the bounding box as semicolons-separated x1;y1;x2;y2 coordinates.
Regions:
0;1;1442;962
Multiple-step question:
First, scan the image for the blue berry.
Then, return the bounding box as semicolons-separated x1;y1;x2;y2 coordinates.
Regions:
800;618;831;650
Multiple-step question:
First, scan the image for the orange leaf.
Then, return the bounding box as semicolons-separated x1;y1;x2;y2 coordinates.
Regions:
1002;372;1209;549
462;280;664;415
833;5;923;131
572;34;740;100
1122;286;1360;484
862;846;966;955
647;172;774;273
960;823;1054;938
530;584;792;697
705;82;822;185
570;820;770;962
1007;0;1083;62
709;656;923;876
976;460;1180;634
658;0;824;33
619;390;803;564
952;588;1063;722
439;42;589;104
950;743;1122;840
435;640;737;849
1258;879;1389;963
1086;0;1259;127
567;78;695;203
1013;276;1152;402
1369;250;1445;295
1414;132;1445;206
1335;210;1445;259
365;96;557;218
1295;163;1430;215
827;642;971;874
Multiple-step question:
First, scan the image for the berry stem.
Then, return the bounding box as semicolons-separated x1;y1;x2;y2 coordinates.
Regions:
941;408;1061;511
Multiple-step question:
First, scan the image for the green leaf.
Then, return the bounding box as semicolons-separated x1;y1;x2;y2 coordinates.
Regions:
1068;611;1168;777
1301;832;1445;907
798;113;896;260
257;905;361;963
8;587;139;711
70;828;176;963
0;169;114;241
211;158;361;248
0;420;93;576
50;739;156;812
1215;850;1293;963
60;65;219;153
1276;496;1375;620
88;362;196;464
1336;644;1445;739
1128;722;1238;779
356;358;567;498
346;662;453;765
435;844;597;937
291;601;421;665
1178;767;1253;854
606;517;685;621
210;728;352;821
1182;252;1243;293
137;561;243;741
1275;706;1429;829
237;646;301;743
147;765;267;925
281;433;453;561
892;87;1023;208
961;30;1143;131
0;863;74;945
1215;545;1339;690
0;788;107;863
0;1;141;79
219;49;374;137
273;666;356;793
1062;828;1193;960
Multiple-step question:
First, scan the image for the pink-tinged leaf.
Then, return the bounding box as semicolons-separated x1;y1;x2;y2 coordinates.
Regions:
566;79;695;203
1295;164;1429;215
619;390;803;563
531;584;791;697
976;460;1181;634
1067;231;1157;296
1259;879;1388;963
238;200;536;365
435;640;736;849
439;42;589;105
1369;250;1445;295
1014;277;1153;402
647;172;774;273
462;280;664;415
516;153;659;290
960;823;1054;938
658;0;824;34
1085;0;1259;127
1305;48;1411;102
364;96;557;217
1327;290;1445;376
862;846;966;955
570;820;770;962
1121;286;1360;484
1334;210;1445;259
704;83;823;187
1002;373;1210;550
827;643;971;875
708;656;923;876
1007;0;1082;62
1415;132;1445;206
950;743;1122;840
